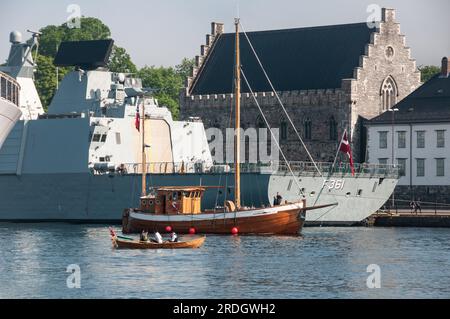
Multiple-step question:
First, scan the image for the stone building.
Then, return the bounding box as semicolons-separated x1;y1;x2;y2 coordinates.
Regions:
180;8;421;163
367;57;450;206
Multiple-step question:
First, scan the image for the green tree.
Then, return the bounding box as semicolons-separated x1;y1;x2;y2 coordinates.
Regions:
109;46;137;74
419;65;440;83
176;58;195;80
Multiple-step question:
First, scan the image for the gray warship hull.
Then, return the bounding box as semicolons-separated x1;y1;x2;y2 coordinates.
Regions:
0;170;397;225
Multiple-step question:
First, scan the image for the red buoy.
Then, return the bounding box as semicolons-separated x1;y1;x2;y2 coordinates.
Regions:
231;227;239;235
189;227;196;235
165;226;172;233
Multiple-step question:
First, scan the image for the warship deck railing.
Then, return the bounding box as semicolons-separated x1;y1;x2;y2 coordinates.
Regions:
0;71;20;106
99;161;398;179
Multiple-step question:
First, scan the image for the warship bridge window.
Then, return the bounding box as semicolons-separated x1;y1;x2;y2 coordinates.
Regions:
101;134;107;142
99;157;105;162
93;134;101;142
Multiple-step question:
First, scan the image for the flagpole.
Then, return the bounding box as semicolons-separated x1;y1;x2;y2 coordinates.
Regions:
329;128;347;176
141;97;146;197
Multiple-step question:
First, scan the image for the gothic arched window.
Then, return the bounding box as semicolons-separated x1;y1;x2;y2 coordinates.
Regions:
329;116;338;141
304;118;312;140
381;76;398;111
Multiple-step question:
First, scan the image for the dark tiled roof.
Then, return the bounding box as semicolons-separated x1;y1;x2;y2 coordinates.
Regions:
370;74;450;124
190;23;374;95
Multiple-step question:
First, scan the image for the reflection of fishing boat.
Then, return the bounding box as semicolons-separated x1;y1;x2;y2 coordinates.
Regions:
110;229;206;249
122;19;316;236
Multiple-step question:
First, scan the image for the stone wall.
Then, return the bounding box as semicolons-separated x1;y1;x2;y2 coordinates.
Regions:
181;89;352;162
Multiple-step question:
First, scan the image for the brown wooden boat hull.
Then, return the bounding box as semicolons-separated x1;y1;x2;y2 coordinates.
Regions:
122;204;305;235
112;235;206;249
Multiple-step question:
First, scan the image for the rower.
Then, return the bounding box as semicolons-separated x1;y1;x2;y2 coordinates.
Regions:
170;232;178;243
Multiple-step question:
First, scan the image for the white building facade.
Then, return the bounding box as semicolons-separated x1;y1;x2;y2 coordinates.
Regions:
367;57;450;206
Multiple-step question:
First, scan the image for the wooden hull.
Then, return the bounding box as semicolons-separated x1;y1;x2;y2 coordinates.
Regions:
112;235;206;249
122;202;305;235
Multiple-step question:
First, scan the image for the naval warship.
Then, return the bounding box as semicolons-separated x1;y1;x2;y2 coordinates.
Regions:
0;33;398;225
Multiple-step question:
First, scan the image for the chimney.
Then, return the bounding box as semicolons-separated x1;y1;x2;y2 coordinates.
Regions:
441;57;449;77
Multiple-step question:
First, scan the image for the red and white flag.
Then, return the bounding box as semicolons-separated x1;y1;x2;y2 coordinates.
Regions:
339;130;355;176
135;105;140;132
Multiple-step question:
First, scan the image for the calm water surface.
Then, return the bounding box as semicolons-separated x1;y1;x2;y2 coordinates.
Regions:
0;224;449;299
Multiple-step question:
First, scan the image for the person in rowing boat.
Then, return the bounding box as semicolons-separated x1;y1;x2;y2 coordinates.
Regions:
170;232;178;243
140;230;149;242
151;231;164;244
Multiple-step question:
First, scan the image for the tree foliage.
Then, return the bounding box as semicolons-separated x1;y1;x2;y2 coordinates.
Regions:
109;46;137;74
419;65;440;83
137;58;194;119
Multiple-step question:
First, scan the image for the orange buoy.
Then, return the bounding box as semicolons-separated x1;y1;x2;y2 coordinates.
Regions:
189;227;196;235
231;227;239;235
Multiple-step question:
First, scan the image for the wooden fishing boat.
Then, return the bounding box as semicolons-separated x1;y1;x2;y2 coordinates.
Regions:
121;19;336;236
111;231;206;249
122;186;309;235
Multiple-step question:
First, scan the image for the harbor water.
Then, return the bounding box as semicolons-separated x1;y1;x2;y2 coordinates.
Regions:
0;223;449;299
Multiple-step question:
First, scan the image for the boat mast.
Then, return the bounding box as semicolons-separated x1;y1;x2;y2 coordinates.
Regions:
141;97;147;196
234;18;241;209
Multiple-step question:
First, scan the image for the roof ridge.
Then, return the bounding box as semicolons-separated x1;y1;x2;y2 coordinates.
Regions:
223;22;371;36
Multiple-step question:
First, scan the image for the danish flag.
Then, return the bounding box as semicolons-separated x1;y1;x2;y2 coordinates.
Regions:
135;105;140;132
339;130;355;176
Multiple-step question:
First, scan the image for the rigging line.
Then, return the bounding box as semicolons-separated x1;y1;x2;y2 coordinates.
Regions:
239;22;322;177
241;67;305;197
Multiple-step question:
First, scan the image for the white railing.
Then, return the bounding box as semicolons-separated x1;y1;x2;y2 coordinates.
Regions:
93;161;398;178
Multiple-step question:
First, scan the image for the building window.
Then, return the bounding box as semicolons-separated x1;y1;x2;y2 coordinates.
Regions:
381;76;398;111
437;130;445;148
379;158;388;165
416;131;425;148
379;131;388;149
329;117;338;141
416;158;425;177
304;118;312;140
436;158;445;177
397;131;406;149
397;158;407;177
280;121;288;141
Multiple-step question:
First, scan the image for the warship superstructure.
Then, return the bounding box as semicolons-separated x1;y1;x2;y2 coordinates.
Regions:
0;36;398;225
